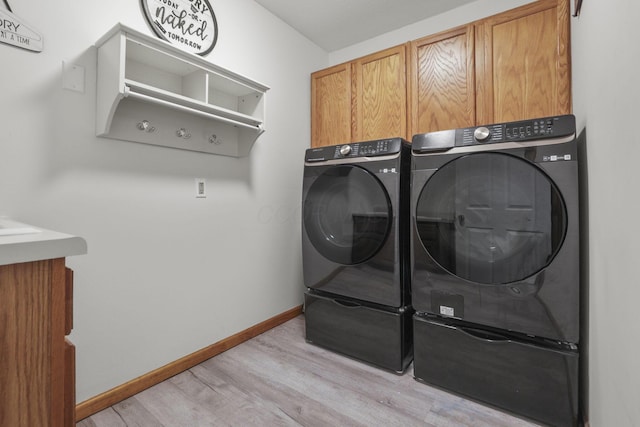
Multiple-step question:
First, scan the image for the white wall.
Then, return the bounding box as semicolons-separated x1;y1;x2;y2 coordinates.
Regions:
328;0;532;66
571;1;640;426
0;0;326;402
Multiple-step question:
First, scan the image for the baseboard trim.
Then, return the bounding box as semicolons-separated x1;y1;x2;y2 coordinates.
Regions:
75;305;303;421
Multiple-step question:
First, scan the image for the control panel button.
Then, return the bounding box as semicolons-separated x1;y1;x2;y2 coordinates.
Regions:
339;145;352;156
474;126;491;142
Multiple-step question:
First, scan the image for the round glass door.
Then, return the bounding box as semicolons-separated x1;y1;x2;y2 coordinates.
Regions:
304;165;391;265
415;153;567;284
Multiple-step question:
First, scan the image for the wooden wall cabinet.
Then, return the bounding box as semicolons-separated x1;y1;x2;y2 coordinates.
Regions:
475;0;571;124
0;259;76;427
311;44;407;147
409;25;476;136
352;45;408;142
312;0;571;144
310;63;352;148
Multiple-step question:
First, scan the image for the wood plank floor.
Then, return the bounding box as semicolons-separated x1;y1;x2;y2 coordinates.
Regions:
77;315;540;427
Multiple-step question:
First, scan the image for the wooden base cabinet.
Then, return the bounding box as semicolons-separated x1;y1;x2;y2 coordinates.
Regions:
0;258;75;427
64;339;76;427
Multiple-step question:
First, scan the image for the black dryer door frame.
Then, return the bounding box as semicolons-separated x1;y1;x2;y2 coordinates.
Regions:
411;143;580;342
415;151;567;285
303;164;392;266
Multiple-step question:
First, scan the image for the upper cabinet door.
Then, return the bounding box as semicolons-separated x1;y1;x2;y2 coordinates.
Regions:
409;25;476;136
352;45;408;141
311;63;352;148
475;0;571;124
310;0;571;147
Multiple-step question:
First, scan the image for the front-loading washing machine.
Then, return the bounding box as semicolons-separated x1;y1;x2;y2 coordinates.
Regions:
410;115;581;426
302;138;412;372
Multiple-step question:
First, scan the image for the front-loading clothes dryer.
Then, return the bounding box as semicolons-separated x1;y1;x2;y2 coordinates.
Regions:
302;138;413;372
302;138;411;308
410;115;581;426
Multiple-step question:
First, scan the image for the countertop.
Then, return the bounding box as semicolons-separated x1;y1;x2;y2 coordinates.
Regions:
0;218;87;266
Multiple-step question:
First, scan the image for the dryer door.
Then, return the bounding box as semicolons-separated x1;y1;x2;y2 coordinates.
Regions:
304;165;392;265
415;152;567;285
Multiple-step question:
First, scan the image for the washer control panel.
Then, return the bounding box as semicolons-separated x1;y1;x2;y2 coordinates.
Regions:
459;115;575;146
412;115;576;153
305;138;405;162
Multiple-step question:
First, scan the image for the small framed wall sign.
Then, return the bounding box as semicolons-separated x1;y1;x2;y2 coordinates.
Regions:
141;0;218;56
0;0;44;52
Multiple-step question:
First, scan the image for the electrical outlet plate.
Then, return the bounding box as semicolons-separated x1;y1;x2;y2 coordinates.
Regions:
195;178;206;198
62;61;85;93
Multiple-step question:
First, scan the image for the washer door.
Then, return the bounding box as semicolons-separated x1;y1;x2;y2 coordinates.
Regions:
415;152;567;284
304;165;392;265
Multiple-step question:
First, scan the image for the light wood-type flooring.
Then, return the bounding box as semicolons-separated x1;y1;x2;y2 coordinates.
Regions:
77;315;539;427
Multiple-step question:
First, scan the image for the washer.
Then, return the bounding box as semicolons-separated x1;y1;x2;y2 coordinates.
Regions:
302;138;412;372
410;115;580;426
411;115;579;341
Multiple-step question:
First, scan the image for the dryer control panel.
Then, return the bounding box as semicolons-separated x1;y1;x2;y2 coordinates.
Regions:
412;115;576;153
305;137;406;162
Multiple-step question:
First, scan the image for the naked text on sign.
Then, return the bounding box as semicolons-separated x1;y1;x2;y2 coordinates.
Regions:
154;7;208;42
141;0;218;56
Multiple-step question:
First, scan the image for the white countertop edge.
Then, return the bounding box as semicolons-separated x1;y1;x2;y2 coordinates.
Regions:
0;219;87;266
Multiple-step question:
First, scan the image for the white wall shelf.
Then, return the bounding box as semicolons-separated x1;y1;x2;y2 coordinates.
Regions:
95;23;269;157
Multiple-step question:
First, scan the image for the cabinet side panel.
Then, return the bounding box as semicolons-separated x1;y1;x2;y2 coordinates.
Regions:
96;33;126;136
51;258;67;426
0;261;52;426
65;267;73;335
64;339;76;426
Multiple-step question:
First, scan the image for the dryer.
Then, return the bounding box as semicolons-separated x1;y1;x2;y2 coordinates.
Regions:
410;115;581;426
302;138;412;372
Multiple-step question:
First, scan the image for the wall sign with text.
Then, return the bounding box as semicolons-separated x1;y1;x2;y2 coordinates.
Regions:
141;0;218;56
0;1;43;52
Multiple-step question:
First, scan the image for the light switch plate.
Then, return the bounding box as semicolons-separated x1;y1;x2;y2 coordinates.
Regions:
195;178;206;198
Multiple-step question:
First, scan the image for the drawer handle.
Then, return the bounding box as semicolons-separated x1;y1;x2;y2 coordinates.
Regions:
458;326;509;343
333;299;361;308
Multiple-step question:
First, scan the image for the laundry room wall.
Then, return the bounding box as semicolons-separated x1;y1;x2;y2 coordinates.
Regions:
571;1;640;426
327;0;533;66
0;0;326;402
